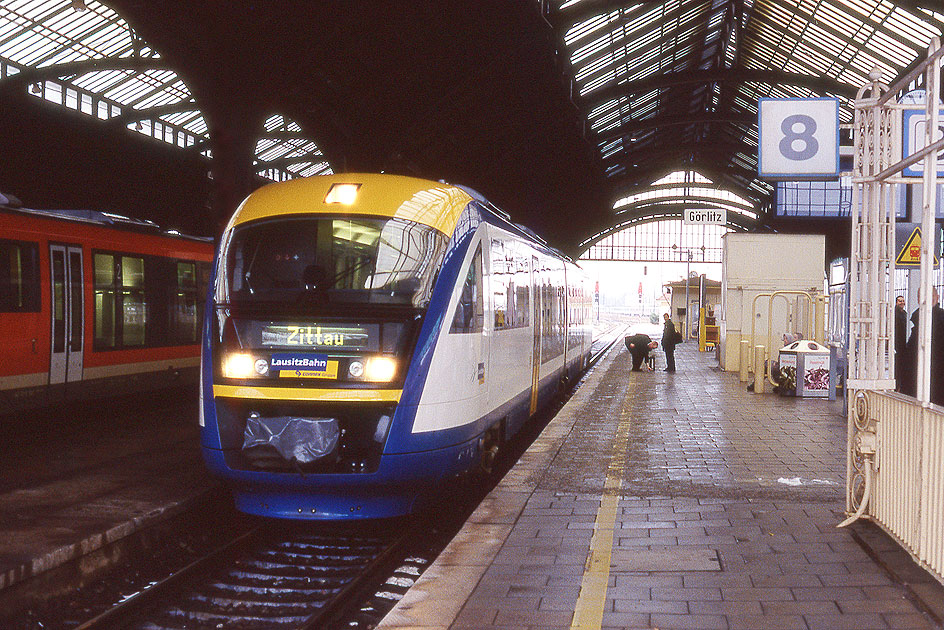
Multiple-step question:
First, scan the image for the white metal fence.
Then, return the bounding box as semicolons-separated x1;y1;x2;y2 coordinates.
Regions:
847;390;944;581
843;38;944;585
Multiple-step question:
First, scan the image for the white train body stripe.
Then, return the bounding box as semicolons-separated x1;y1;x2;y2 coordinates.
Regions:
0;372;47;391
81;356;199;381
412;224;570;434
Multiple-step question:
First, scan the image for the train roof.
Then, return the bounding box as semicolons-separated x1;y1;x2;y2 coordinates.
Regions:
228;174;576;265
0;193;213;244
228;174;475;237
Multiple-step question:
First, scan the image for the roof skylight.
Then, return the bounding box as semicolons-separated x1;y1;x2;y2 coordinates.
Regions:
548;0;942;228
0;0;332;180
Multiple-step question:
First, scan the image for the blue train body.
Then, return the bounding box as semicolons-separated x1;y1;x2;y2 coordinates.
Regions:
200;174;592;519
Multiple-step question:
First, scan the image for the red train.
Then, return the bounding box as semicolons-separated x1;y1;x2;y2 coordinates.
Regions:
0;193;214;412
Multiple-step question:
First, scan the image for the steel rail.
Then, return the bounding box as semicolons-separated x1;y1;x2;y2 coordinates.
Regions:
588;324;628;368
74;525;264;630
73;524;411;630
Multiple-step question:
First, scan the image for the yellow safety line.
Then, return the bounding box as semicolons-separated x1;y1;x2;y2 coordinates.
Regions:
570;376;636;630
212;384;402;403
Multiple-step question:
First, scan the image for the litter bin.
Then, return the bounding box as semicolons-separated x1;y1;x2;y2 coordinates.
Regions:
778;340;830;397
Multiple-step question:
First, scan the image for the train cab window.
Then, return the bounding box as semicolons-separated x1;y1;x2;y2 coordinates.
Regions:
450;244;484;334
220;217;447;308
94;253;147;349
0;239;40;312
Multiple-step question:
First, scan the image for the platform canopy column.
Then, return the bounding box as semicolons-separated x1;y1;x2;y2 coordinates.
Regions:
847;70;896;391
206;104;260;237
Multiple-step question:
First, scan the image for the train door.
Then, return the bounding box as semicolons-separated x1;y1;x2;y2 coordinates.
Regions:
49;244;84;385
562;269;570;372
529;255;541;414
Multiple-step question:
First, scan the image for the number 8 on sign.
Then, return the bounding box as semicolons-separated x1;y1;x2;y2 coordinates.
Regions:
758;98;839;178
780;115;819;161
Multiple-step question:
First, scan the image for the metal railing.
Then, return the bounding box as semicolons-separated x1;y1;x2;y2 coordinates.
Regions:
842;38;944;585
845;390;944;582
745;290;824;391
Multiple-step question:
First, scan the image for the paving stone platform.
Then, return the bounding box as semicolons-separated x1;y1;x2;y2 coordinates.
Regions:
0;388;217;593
379;337;944;630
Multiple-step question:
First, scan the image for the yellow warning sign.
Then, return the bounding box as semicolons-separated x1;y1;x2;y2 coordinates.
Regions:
896;227;939;267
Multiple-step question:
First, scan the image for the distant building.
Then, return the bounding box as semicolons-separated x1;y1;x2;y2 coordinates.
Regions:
664;276;722;339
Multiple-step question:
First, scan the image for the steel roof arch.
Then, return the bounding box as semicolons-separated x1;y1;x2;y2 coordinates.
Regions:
0;1;333;181
577;209;752;255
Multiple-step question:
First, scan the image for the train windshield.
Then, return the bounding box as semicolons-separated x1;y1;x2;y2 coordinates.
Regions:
219;216;448;307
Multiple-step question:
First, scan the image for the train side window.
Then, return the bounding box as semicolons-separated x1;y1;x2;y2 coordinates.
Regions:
121;256;146;346
174;261;198;344
491;239;509;330
490;240;530;330
94;253;117;348
93;253;147;349
450;244;484;334
514;247;530;327
0;239;40;312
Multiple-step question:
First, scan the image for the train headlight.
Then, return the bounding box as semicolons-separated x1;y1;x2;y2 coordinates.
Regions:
324;183;361;205
222;353;255;379
365;356;397;382
348;360;365;378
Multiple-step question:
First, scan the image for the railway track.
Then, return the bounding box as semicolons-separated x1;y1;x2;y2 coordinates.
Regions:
589;323;628;367
76;523;413;630
21;328;623;630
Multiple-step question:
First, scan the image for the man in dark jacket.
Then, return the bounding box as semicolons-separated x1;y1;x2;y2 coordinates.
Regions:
661;313;681;373
625;333;658;371
903;288;944;403
894;295;907;391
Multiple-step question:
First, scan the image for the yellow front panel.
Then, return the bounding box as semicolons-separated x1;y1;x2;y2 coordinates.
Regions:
213;384;401;403
277;361;339;379
229;173;472;237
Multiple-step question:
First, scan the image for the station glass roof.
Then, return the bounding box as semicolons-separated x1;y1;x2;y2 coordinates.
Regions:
547;0;944;230
0;0;332;180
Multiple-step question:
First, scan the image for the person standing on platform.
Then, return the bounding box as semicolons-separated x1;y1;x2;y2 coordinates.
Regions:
625;333;658;371
931;290;944;405
894;295;907;391
904;288;944;404
661;313;681;373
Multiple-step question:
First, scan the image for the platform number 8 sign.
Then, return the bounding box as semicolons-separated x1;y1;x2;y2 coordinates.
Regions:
758;98;839;179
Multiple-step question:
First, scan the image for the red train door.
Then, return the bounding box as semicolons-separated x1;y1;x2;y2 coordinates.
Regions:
49;244;84;385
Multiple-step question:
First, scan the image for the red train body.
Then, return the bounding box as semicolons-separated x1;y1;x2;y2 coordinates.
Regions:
0;196;213;412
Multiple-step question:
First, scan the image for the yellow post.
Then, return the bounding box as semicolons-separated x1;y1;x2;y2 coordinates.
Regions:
754;345;766;393
815;295;826;344
698;307;707;351
739;339;750;382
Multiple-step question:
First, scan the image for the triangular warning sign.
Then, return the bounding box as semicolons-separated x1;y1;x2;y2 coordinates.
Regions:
896;227;939;266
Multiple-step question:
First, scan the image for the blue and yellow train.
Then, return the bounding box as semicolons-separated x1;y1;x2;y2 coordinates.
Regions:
200;174;592;520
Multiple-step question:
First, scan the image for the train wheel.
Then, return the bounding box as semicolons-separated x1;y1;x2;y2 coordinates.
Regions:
477;421;504;477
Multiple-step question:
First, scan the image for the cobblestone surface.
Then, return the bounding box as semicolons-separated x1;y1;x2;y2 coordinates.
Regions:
541;346;846;503
380;341;943;630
